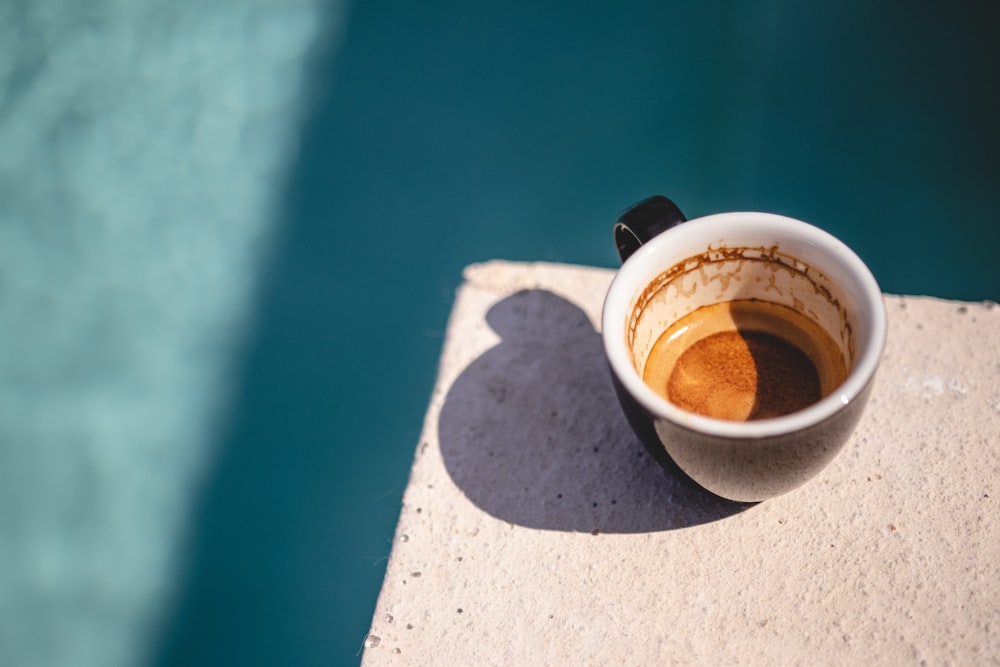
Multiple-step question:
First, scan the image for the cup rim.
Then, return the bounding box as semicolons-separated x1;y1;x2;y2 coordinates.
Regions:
602;211;887;438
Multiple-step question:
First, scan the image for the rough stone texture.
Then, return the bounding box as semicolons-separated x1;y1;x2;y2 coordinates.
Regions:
363;260;999;666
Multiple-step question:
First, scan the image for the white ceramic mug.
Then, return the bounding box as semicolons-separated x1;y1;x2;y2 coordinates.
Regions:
603;196;887;501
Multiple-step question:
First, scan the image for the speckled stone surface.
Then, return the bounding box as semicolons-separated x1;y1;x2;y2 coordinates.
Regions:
362;260;1000;666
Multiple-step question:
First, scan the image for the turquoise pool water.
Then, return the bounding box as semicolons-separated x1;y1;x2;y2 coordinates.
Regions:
2;1;997;665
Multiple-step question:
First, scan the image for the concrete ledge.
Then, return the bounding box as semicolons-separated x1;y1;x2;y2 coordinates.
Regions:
363;260;999;665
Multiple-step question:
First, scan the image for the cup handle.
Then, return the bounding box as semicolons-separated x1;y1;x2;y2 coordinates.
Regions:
613;195;687;263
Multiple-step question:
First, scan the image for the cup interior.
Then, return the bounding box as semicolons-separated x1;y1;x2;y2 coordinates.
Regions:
603;212;886;437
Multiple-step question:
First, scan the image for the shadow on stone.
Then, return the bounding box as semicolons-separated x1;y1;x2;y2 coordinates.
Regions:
439;289;752;533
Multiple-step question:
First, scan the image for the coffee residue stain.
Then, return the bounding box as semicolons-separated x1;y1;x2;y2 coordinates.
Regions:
627;243;851;364
763;269;783;295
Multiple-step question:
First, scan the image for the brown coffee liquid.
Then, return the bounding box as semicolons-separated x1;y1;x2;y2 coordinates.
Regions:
643;300;846;421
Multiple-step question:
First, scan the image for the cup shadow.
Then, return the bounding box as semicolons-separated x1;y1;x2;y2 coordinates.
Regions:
438;289;752;533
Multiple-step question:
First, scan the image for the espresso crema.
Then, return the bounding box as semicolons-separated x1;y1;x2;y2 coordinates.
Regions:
643;299;847;421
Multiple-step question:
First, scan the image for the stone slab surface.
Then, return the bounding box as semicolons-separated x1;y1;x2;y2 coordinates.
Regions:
362;260;1000;666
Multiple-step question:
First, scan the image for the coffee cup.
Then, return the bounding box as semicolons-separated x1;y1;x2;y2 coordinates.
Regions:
602;196;887;501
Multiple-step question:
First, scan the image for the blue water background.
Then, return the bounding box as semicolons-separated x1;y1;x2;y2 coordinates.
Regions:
1;1;997;665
